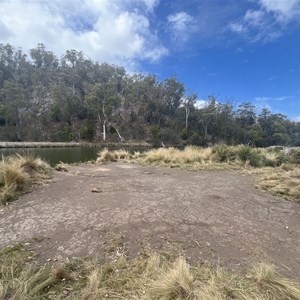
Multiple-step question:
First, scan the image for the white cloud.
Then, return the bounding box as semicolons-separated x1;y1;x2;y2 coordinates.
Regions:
259;0;300;23
194;100;208;109
244;9;265;27
141;0;160;12
254;96;293;102
229;23;247;33
0;0;168;69
167;11;195;41
229;0;300;42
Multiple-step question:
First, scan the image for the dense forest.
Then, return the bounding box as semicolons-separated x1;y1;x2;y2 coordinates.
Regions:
0;43;299;146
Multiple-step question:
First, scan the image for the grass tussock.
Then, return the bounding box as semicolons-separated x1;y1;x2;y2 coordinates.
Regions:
96;145;297;170
1;244;300;300
0;154;51;205
96;148;132;163
248;262;300;299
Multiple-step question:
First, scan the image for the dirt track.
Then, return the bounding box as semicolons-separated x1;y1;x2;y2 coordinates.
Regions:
0;162;300;277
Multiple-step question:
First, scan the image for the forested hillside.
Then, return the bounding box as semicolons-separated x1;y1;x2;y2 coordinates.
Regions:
0;43;299;146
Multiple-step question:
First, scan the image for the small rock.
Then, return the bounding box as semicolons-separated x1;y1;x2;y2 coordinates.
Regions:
46;258;51;262
63;290;68;295
285;226;289;229
91;188;102;193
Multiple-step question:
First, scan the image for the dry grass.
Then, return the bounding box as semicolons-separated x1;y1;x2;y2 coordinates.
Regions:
0;154;51;205
250;165;300;201
1;243;300;300
54;162;69;172
248;263;300;299
150;257;194;300
96;148;132;163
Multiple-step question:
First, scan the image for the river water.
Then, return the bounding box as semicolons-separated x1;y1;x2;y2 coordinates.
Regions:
0;146;148;166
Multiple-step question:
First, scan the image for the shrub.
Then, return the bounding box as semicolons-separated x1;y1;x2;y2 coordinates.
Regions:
80;122;95;141
160;128;180;145
150;125;160;146
290;150;300;164
276;154;289;166
212;145;236;163
237;146;253;163
248;151;265;167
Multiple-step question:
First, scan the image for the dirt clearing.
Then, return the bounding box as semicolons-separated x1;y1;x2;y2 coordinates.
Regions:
0;162;299;278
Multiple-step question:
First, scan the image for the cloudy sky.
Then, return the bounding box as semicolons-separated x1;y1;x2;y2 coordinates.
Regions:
1;0;300;120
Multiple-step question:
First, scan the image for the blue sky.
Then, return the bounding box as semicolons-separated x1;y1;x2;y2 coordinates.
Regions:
0;0;299;120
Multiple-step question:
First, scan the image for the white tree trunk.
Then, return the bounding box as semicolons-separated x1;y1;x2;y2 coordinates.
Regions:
103;123;106;141
115;128;124;142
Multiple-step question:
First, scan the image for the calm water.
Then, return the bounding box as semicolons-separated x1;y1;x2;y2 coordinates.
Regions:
0;146;149;166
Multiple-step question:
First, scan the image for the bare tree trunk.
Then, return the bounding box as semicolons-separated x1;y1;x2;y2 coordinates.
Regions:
103;122;106;141
185;106;189;129
115;128;124;142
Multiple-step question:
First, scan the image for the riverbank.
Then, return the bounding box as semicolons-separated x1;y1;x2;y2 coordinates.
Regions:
0;141;152;148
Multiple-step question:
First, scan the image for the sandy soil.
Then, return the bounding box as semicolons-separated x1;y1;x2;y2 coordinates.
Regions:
0;162;300;278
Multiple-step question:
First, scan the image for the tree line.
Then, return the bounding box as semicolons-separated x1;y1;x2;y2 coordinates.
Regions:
0;43;299;146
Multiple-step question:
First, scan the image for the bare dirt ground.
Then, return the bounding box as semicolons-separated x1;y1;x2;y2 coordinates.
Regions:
1;162;300;278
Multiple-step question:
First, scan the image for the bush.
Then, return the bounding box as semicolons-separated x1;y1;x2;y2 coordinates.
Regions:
212;145;236;163
160;128;180;145
238;146;253;163
248;151;265;167
80;123;95;141
150;125;160;146
290;150;300;164
275;154;289;166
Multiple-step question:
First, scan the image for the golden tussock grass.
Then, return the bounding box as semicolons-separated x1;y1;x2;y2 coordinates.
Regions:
96;148;132;163
1;244;300;300
0;154;51;205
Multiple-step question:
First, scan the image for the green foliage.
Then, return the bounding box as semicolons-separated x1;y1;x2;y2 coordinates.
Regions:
49;103;61;121
160;128;180;145
50;123;74;142
150;125;160;146
80;122;95;141
237;146;265;167
181;128;188;140
212;144;236;163
238;146;253;163
0;43;299;144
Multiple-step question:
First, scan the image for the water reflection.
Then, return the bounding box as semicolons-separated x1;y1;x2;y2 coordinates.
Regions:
0;146;149;166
